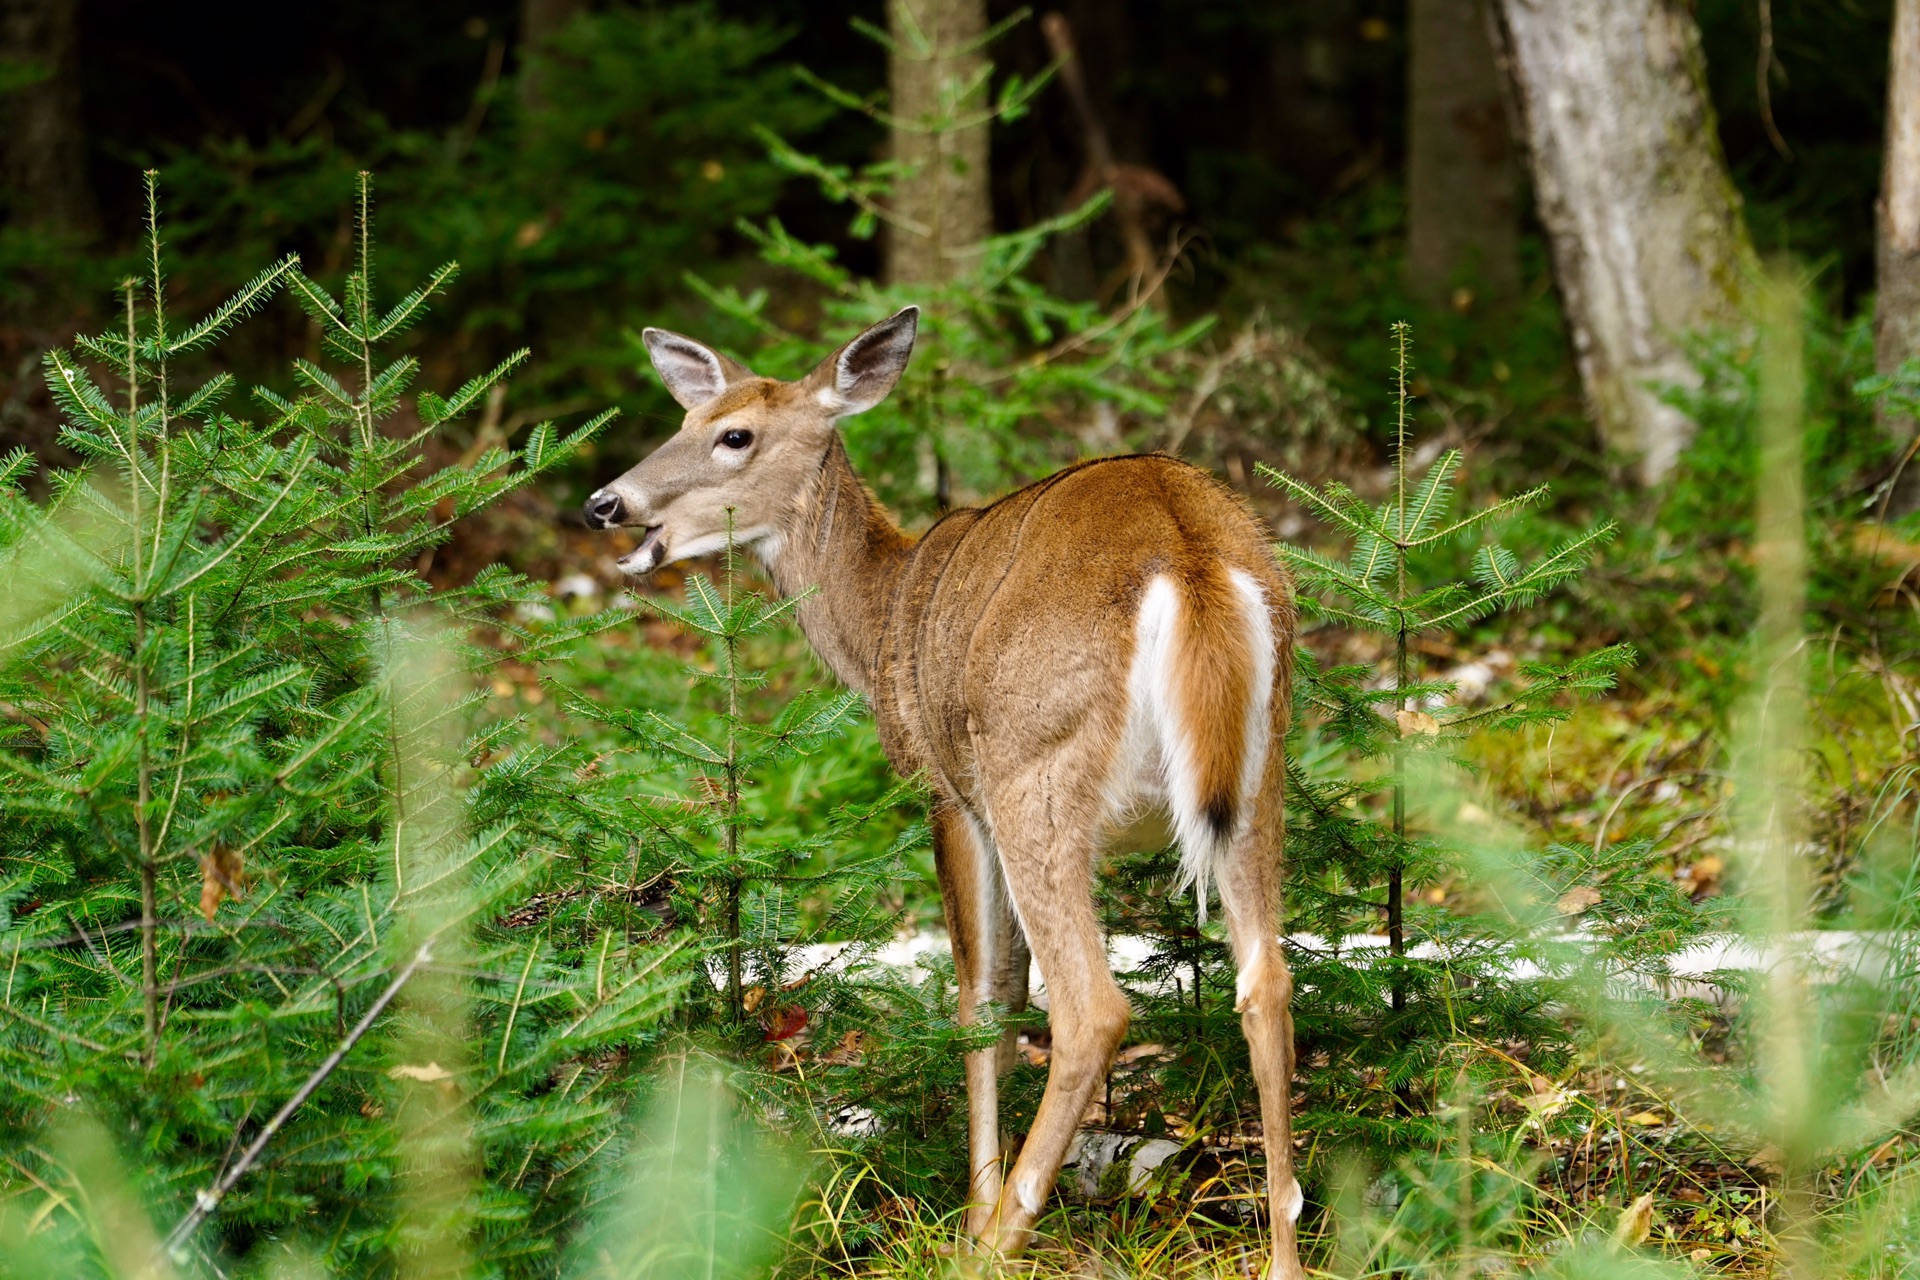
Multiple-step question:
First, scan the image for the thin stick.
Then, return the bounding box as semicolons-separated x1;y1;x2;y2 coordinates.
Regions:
155;939;436;1262
722;508;744;1023
1756;0;1793;160
1389;322;1412;1010
1040;11;1155;283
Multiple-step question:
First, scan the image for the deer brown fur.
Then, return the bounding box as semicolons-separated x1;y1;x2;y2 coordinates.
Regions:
585;308;1304;1279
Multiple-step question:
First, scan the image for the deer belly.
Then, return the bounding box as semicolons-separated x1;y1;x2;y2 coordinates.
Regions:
1103;803;1177;857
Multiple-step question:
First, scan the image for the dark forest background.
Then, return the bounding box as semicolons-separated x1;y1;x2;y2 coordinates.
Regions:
0;0;1897;495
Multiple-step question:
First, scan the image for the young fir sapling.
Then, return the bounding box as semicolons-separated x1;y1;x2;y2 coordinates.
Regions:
0;174;685;1275
566;520;923;1031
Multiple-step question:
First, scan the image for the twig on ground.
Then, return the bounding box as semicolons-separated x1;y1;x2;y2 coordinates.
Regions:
154;938;436;1264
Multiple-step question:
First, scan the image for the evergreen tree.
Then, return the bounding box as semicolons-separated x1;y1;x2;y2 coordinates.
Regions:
1263;323;1666;1147
565;524;921;1033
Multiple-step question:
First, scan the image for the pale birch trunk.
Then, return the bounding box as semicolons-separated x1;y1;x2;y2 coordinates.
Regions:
1491;0;1757;485
885;0;993;287
1407;0;1520;309
1875;0;1920;509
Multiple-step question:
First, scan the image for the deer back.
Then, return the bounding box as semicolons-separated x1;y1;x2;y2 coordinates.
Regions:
868;454;1294;816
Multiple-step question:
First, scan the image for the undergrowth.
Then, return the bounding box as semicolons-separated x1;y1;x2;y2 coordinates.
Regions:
0;159;1916;1280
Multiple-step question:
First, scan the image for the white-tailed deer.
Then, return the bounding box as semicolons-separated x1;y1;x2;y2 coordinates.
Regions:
585;308;1303;1277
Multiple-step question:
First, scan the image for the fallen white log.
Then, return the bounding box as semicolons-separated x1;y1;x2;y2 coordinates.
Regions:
751;929;1905;1009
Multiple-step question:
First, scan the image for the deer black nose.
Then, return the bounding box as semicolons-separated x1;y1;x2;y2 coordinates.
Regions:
584;490;625;529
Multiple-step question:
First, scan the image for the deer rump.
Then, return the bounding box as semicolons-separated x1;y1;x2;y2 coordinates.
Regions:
864;453;1293;919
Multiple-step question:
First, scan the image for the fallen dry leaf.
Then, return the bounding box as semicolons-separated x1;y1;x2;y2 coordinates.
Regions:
1626;1110;1665;1127
1395;709;1440;737
821;1029;865;1066
762;1005;808;1042
1557;885;1603;915
1522;1076;1575;1122
198;843;248;922
1849;521;1920;570
1614;1191;1656;1247
1679;854;1725;895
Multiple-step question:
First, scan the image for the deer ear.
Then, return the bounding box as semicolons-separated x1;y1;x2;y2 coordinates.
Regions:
812;307;918;417
642;328;751;410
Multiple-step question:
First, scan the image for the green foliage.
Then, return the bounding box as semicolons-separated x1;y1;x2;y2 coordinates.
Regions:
0;1058;806;1280
0;177;686;1275
1568;291;1920;724
1663;309;1898;544
775;956;1024;1219
567;1055;807;1280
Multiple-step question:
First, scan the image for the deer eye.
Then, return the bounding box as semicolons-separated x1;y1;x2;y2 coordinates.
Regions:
719;428;754;450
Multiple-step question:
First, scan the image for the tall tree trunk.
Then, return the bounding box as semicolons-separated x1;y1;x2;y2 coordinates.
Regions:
0;0;94;235
518;0;584;117
1;0;92;465
1491;0;1757;485
886;0;993;287
1407;0;1520;309
1876;0;1920;509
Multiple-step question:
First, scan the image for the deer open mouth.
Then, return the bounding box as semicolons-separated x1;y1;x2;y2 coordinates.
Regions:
616;526;666;574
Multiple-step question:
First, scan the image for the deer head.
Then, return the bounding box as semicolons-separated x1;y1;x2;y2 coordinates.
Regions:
583;307;919;573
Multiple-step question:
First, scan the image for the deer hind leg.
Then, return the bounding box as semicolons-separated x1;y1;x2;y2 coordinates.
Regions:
930;804;1022;1235
1214;782;1306;1280
972;775;1130;1258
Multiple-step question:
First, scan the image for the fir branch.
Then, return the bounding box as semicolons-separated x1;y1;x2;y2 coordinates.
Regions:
174;373;235;421
419;350;531;428
1257;463;1377;540
1397;447;1462;544
1420;484;1550;546
166;442;318;593
370;262;459;341
165;255;300;356
1419;524;1617;631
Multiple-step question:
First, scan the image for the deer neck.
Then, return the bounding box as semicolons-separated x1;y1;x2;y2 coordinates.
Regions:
761;434;914;699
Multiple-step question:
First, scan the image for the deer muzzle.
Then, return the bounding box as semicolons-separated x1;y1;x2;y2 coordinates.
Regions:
617;525;668;575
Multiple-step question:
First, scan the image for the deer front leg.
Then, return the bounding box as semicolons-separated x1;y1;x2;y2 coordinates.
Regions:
931;805;1018;1236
